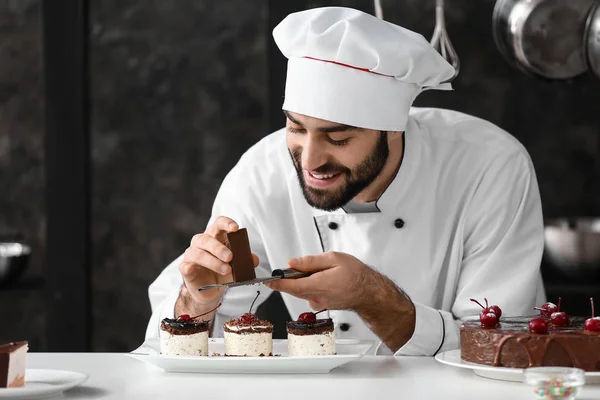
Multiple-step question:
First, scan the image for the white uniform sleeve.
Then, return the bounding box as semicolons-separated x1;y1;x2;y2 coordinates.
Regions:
384;150;546;356
144;158;273;340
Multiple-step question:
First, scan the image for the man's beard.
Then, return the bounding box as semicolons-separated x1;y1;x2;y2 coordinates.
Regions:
289;131;389;212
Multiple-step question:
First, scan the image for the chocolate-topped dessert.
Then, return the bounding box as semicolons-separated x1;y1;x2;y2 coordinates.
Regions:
460;297;600;371
0;341;28;388
159;303;220;356
287;310;336;356
223;291;273;356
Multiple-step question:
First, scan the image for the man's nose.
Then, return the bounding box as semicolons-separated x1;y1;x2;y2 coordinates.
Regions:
301;137;327;172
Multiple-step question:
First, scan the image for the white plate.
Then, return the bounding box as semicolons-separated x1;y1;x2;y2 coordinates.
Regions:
435;349;600;384
0;369;88;399
128;338;374;374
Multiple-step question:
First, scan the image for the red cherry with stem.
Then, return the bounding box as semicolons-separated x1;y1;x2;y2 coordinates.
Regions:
470;298;502;319
534;302;558;317
240;291;261;323
529;317;548;333
585;297;600;332
298;312;316;323
550;297;569;327
480;312;498;328
489;305;502;319
178;314;191;321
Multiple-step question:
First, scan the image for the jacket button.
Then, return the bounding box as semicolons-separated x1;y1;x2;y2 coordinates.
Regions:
328;222;338;230
340;323;350;332
394;218;405;229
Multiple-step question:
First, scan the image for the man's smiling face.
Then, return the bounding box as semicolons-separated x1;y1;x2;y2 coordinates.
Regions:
285;110;389;211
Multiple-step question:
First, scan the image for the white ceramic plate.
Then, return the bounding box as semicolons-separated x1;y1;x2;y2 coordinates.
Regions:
435;349;600;384
0;369;88;399
128;338;374;374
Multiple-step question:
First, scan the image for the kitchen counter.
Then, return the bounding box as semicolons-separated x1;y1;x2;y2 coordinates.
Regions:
19;352;600;400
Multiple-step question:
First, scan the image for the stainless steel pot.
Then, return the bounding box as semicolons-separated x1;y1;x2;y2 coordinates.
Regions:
584;0;600;80
493;0;596;79
0;242;31;287
544;218;600;279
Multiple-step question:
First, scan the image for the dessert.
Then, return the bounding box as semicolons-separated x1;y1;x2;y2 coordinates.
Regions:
160;303;221;356
460;297;600;371
226;228;256;282
0;341;28;388
223;291;273;356
287;310;336;356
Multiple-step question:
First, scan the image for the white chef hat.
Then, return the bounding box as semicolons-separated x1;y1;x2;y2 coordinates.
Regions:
273;7;455;131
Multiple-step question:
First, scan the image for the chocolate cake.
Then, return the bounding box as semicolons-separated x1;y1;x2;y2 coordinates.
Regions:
287;313;336;356
460;316;600;371
160;318;210;356
223;313;273;356
0;341;28;388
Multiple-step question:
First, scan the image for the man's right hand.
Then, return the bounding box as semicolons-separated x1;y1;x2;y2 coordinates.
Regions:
175;216;260;319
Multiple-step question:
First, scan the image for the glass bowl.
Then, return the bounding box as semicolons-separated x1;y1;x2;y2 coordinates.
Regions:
523;367;585;400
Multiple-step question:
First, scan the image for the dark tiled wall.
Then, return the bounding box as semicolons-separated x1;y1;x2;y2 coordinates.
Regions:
90;0;267;350
1;0;599;351
0;1;45;350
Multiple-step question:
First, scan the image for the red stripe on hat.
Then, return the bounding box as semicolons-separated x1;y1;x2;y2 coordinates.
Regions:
304;56;392;77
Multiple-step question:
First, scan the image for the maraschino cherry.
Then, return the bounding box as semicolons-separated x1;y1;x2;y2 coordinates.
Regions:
529;317;548;334
534;302;558;317
550;297;569;327
470;298;501;328
298;309;327;324
240;291;261;323
177;301;222;322
584;297;600;332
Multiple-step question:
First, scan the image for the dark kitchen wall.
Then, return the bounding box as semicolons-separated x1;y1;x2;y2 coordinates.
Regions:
0;0;46;351
90;0;268;350
1;0;599;352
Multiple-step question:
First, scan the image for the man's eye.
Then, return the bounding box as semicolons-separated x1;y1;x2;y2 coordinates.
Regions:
329;138;350;146
287;126;306;134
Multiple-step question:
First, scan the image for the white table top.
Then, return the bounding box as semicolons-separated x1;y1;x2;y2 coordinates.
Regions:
25;353;600;400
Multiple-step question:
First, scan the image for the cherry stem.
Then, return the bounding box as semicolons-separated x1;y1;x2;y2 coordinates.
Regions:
591;297;596;318
484;298;489;309
470;298;485;310
190;302;222;320
557;297;562;313
249;291;260;314
314;309;328;315
533;307;544;311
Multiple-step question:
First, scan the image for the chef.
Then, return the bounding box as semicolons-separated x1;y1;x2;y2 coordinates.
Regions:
145;6;546;356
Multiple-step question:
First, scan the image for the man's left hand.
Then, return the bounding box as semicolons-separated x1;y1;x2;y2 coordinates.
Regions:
264;251;374;311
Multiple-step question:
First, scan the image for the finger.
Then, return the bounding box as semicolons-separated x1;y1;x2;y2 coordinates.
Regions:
191;233;233;263
181;246;231;277
265;275;318;298
252;253;260;268
205;216;239;238
288;252;337;272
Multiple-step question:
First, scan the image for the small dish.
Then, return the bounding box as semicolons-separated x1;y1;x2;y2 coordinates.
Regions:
523;367;585;400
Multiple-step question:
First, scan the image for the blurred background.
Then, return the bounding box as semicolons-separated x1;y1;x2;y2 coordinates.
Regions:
1;0;599;352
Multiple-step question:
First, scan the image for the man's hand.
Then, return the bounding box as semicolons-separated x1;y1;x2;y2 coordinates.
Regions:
175;216;260;319
265;251;415;352
264;251;369;311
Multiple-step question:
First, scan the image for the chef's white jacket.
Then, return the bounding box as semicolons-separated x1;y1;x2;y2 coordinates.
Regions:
145;107;547;356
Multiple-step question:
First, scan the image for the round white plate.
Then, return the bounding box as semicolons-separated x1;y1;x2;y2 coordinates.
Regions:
0;369;88;399
435;349;600;384
129;338;374;374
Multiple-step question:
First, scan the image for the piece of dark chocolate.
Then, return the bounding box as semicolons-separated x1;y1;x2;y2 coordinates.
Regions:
225;228;256;282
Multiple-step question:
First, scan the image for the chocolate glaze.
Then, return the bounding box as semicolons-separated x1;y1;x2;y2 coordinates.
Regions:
286;319;334;336
160;318;209;335
0;341;27;388
223;314;273;334
461;316;600;371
